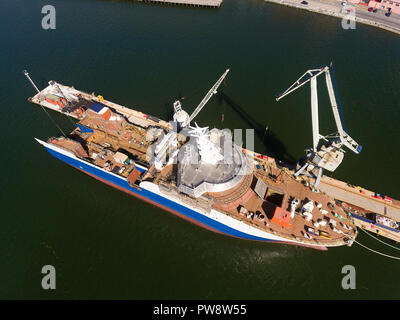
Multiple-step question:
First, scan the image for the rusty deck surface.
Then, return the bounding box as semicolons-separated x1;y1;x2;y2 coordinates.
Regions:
30;81;395;246
245;149;400;222
244;149;400;243
49;117;357;247
214;164;357;246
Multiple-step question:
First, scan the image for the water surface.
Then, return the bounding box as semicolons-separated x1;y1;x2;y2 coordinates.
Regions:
1;0;399;299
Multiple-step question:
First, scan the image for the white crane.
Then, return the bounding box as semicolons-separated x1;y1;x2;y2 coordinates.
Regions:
23;70;40;93
276;65;362;186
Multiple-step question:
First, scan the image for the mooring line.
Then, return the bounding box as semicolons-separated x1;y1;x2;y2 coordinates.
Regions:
354;239;400;260
358;226;400;252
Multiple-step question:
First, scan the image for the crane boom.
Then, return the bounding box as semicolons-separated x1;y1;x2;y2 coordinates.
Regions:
276;65;361;155
325;68;362;154
23;70;40;93
325;68;344;134
275;65;362;183
310;76;319;152
188;68;230;124
276;68;325;102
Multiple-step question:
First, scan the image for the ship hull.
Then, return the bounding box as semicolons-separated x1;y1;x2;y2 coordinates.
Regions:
35;138;328;250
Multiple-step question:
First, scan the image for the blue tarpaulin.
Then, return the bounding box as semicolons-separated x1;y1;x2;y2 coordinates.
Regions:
77;124;94;133
89;102;106;113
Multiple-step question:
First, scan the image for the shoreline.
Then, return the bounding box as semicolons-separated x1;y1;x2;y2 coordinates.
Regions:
264;0;400;36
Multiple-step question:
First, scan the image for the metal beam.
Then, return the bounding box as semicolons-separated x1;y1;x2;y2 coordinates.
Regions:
276;65;362;155
188;68;230;124
325;68;362;154
315;167;323;186
23;70;40;93
310;77;319;152
275;68;325;101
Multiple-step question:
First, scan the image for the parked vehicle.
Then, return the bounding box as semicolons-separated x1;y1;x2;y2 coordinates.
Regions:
301;1;308;4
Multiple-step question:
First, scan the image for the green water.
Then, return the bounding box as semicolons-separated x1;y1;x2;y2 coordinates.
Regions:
1;0;400;299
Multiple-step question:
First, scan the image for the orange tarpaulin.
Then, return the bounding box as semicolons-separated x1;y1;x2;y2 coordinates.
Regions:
127;167;140;186
271;207;293;229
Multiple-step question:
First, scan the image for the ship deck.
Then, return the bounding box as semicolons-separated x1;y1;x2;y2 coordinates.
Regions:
244;149;400;242
29;81;172;130
207;164;357;246
29;80;399;245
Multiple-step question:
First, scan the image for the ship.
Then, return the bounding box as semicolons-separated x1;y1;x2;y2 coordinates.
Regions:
24;69;359;250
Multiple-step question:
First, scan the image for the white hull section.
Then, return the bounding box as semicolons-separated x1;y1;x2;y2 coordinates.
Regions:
36;138;329;248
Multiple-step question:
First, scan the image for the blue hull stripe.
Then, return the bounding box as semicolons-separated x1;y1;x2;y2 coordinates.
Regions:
351;213;400;233
44;146;282;242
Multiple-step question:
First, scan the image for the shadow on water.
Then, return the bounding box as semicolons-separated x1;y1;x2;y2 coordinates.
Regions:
161;90;298;167
218;92;298;166
164;102;174;121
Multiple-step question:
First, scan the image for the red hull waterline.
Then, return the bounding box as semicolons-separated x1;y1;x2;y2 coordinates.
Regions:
74;165;328;251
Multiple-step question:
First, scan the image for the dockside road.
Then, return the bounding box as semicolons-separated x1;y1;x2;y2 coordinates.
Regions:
264;0;400;35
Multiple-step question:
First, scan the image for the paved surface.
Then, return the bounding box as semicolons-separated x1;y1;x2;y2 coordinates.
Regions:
264;0;400;35
318;177;400;221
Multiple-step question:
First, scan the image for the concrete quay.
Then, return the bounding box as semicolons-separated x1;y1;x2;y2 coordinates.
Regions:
264;0;400;36
138;0;223;8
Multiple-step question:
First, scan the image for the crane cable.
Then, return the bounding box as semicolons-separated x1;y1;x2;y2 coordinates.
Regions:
23;72;69;137
67;114;77;127
39;104;66;137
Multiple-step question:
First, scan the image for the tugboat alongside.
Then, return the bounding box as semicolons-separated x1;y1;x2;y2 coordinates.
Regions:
25;68;359;250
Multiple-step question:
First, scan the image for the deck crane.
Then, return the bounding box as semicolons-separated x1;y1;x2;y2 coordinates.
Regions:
276;65;362;186
154;68;230;170
173;68;230;130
